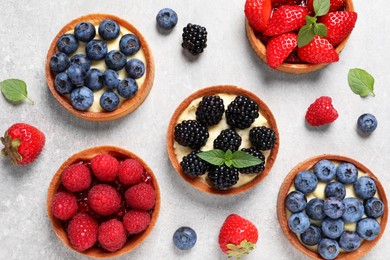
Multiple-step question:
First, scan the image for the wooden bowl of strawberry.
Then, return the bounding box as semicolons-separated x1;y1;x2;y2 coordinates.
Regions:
245;0;357;74
46;146;160;258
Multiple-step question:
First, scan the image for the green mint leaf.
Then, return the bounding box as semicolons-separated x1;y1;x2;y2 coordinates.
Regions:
197;149;225;166
314;0;330;17
225;160;233;167
225;149;233;161
314;23;328;37
298;24;315;47
348;68;375;97
0;79;34;104
306;15;317;24
231;151;262;169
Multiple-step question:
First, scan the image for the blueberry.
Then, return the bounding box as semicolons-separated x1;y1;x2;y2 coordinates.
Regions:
288;212;310;234
100;91;119;112
105;50;127;70
339;231;361;252
325;182;346;199
74;22;96;42
57;34;78;55
356;218;380;240
285;191;307;213
98;19;120;40
103;69;120;90
294;171;318;194
300;224;322;246
357;113;378;134
125;59;145;79
173;227;197;250
86;39;108;61
119;34;141;56
67;64;86;86
70;54;91;72
318;238;340;260
342;198;364;223
117;78;138;98
156;8;178;30
364;197;385;218
54;72;74;94
354;176;377;200
70;87;93;111
50;52;70;73
313;160;336;183
86;68;104;91
321;218;344;239
305;198;326;221
323;197;345;219
336;163;358;184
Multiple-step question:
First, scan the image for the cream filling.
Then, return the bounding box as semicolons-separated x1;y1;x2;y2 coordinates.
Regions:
174;93;271;188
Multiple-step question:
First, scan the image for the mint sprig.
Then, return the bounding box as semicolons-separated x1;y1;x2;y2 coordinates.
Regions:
197;149;262;169
0;79;34;104
297;0;330;47
348;68;375;97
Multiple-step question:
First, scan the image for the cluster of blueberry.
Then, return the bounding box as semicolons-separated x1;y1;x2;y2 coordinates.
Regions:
285;160;384;259
49;19;145;112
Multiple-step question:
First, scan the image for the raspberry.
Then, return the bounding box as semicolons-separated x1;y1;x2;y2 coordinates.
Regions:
98;219;127;252
123;210;151;234
51;192;78;220
61;163;92;192
67;213;98;251
90;154;119;182
125;183;156;211
305;96;339;126
118;158;145;186
88;184;121;216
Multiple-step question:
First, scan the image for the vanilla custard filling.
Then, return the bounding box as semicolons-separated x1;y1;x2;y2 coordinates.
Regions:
174;93;271;188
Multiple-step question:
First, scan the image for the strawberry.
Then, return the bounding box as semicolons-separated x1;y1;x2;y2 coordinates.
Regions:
266;33;298;68
245;0;272;32
319;11;358;46
264;5;308;36
272;0;296;7
308;0;344;14
218;214;258;258
297;36;339;64
305;96;338;126
1;123;45;165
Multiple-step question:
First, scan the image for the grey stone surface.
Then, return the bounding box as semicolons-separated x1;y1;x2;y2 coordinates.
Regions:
0;0;388;259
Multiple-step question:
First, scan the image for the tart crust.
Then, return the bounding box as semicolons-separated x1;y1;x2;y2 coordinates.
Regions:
167;85;279;195
246;0;355;74
45;14;155;121
46;146;161;258
277;154;388;259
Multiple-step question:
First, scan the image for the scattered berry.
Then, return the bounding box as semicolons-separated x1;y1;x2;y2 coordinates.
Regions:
244;0;272;32
55;72;74;94
67;213;98;251
125;59;145;79
100;91;120;112
285;190;307;213
98;219;127;252
353;176;377;200
50;52;70;73
70;87;94;111
123;210;151;234
117;78;138;98
226;95;259;129
297;36;339;64
90;154;119;182
51;192;78;220
305;96;338;126
208;165;239;190
99;19;120;40
61;163;91;192
339;231;361;252
249;126;277;150
356;218;380;241
119;34;141;56
156;8;178;30
86;39;108;61
364;197;385;218
300;224;322;246
319;11;358;46
195;95;225;126
318;238;340;259
342;198;364;223
174;120;209;150
294;171;318;194
239;148;265;174
213;129;242;152
180;151;209;178
118;158;145;186
264;5;308;36
74;21;96;42
88;184;121;216
105;50;127;71
288;212;310;234
57;34;78;55
357;113;378;134
321;217;344;239
125;183;156;211
181;23;208;55
173;227;197;250
266;32;298;68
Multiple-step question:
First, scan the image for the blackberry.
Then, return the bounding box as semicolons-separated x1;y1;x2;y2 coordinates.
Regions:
207;166;239;190
249;126;277;150
174;120;209;149
240;148;265;174
182;23;207;55
226;96;259;129
195;96;225;126
213;129;242;152
180;151;209;178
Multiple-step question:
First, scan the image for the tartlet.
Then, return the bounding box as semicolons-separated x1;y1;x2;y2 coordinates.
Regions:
277;155;388;259
45;14;155;121
47;146;160;258
167;85;279;195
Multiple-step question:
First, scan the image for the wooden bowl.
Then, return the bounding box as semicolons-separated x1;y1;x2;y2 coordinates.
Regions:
46;146;161;258
45;14;155;121
246;0;355;74
277;154;388;259
167;85;279;195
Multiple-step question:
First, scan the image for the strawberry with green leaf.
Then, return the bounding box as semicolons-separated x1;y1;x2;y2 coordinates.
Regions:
264;5;308;36
308;0;344;14
297;36;339;63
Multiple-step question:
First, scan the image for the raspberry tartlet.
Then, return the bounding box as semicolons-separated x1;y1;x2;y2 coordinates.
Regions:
167;85;279;195
47;146;160;258
46;14;154;121
277;155;388;259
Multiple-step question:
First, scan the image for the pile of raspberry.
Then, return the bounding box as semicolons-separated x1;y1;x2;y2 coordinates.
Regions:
50;153;156;252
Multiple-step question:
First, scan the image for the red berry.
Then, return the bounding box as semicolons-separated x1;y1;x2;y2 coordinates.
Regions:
266;32;297;68
264;5;308;36
67;213;98;251
319;11;357;46
61;163;92;192
1;123;45;165
305;96;339;126
308;0;344;14
98;219;127;252
271;0;296;8
88;184;121;216
245;0;272;32
297;36;339;64
90;154;119;182
51;192;78;220
125;183;156;211
123;210;151;235
118;158;145;186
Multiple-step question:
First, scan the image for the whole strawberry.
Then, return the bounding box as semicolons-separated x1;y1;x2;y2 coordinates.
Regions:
264;5;308;36
297;36;339;64
319;11;358;46
218;214;258;258
305;96;338;126
1;123;45;165
266;32;298;68
245;0;272;32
